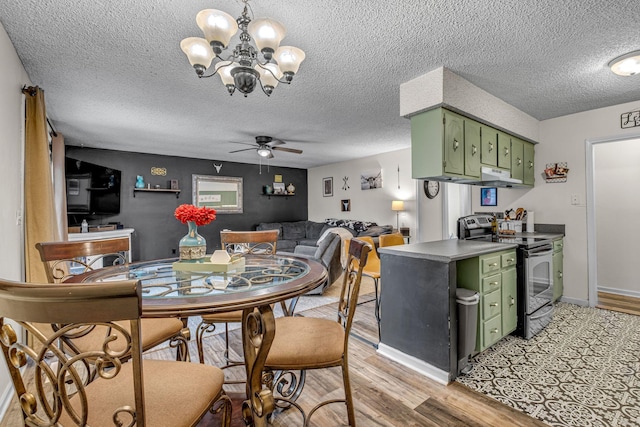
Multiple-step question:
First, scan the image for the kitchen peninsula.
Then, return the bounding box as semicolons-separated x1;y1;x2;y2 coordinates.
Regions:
377;239;518;384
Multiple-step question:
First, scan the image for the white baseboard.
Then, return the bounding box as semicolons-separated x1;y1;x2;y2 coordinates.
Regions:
560;296;589;307
597;286;640;299
376;343;450;385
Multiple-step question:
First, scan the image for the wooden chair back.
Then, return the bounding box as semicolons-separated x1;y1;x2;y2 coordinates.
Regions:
36;238;130;283
220;230;279;255
337;238;371;339
0;278;147;426
379;232;405;247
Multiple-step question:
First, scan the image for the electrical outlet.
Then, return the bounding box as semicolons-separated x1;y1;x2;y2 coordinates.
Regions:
15;210;22;226
571;194;579;205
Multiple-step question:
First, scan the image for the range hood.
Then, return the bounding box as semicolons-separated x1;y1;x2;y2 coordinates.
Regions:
479;166;523;187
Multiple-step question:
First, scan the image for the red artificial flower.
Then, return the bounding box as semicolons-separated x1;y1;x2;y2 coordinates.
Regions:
174;204;217;226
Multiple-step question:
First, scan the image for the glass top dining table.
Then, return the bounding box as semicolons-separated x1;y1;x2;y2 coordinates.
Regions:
66;254;328;427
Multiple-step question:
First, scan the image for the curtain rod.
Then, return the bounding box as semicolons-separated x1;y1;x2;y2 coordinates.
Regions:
22;85;59;137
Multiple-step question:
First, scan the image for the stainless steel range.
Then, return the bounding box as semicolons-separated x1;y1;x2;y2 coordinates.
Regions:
457;214;554;339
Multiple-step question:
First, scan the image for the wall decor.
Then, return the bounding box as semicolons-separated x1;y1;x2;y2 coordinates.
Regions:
544;162;569;183
621;109;640;129
192;174;243;213
323;177;333;197
274;174;283;183
170;179;179;190
342;176;350;190
361;169;382;190
273;182;286;194
151;167;167;176
213;163;222;173
341;199;351;212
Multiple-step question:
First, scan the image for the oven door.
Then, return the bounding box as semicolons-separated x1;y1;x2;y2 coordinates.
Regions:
524;245;554;314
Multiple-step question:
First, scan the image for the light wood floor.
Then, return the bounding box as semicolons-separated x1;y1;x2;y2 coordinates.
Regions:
597;291;640;316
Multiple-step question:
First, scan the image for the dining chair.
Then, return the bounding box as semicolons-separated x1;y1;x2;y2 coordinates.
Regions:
263;238;372;427
0;278;231;427
35;238;190;361
379;232;405;248
196;229;280;368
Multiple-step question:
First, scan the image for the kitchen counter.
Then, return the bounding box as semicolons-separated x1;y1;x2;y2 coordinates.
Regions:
376;239;518;385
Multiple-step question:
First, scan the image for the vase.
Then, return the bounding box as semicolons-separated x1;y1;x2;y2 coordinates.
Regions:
179;221;206;261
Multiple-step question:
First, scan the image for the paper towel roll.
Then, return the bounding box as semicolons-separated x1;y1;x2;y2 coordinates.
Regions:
526;211;534;232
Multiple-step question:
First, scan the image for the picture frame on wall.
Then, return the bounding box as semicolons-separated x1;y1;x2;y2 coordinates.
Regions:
273;182;285;194
323;177;333;197
341;199;351;211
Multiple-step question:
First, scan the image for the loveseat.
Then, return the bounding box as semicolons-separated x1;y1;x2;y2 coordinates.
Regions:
256;219;394;252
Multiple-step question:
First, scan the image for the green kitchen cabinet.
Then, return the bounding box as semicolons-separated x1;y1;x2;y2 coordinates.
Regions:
497;131;511;170
464;119;481;177
480;125;498;167
523;141;535;185
553;238;564;301
510;137;524;182
457;249;518;352
444;110;465;176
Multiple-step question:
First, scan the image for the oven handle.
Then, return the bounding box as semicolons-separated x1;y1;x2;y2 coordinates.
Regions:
525;247;553;257
530;304;554;320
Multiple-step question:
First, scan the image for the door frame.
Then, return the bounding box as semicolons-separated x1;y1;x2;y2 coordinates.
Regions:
585;132;640;307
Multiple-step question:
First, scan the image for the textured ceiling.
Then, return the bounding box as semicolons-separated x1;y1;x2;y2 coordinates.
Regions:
1;0;639;168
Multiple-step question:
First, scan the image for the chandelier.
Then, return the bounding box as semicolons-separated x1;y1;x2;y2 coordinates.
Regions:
180;0;305;97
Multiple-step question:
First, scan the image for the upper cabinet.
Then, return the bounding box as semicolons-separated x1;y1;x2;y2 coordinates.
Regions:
411;107;535;187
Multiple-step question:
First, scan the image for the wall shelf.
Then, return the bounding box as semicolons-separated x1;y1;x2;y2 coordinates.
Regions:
261;193;295;199
133;188;181;198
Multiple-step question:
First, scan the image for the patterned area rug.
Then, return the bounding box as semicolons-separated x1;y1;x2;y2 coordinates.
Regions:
456;303;640;427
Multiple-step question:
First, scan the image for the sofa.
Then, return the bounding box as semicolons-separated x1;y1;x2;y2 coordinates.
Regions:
256;219;394;253
292;232;343;295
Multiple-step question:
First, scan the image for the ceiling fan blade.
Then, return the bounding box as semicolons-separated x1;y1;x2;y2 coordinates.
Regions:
229;147;255;153
268;139;285;146
267;151;274;159
272;146;303;154
227;141;256;147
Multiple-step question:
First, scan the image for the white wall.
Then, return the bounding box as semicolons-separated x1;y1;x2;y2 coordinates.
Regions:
471;99;640;304
0;21;29;417
594;138;640;295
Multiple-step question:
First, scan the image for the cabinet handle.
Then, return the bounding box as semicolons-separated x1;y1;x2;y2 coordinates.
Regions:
558;271;563;278
490;302;498;307
528;161;533;168
453;139;459;151
490;328;499;334
510;297;515;306
489;142;494;152
472;145;477;155
504;147;509;156
506;258;515;263
517;157;522;166
490;281;499;286
489;262;498;267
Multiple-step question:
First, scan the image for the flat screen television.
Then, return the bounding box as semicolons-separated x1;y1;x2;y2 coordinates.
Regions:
65;157;121;215
480;187;498;206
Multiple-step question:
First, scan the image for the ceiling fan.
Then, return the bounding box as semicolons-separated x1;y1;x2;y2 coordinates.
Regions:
228;136;303;159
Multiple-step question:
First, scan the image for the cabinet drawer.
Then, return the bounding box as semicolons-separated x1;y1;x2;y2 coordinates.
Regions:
482;289;501;320
501;251;517;268
481;255;501;274
482;273;501;293
482;315;502;349
553;239;564;252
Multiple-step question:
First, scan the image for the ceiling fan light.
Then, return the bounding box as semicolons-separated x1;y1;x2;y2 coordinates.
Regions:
257;146;271;157
609;50;640;76
274;46;305;74
248;18;286;55
196;9;239;51
255;63;282;89
180;37;214;72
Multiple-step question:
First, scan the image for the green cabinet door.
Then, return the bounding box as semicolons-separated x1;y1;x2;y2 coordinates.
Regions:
501;268;517;334
510;137;524;181
464;119;481;178
523;142;535;186
480;126;498;166
553;239;564;301
444;110;464;175
497;131;511;169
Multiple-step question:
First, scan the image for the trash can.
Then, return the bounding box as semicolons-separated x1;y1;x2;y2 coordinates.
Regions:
456;288;479;375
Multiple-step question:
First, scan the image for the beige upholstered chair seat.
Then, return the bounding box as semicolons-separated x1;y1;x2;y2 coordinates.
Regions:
59;360;225;427
265;317;345;369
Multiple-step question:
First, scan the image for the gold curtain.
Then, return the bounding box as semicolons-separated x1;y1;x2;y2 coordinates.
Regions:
23;86;64;283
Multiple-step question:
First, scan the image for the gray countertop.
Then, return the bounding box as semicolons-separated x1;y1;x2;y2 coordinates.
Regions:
378;239;518;263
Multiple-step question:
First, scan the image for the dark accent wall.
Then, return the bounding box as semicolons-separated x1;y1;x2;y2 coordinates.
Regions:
65;147;308;261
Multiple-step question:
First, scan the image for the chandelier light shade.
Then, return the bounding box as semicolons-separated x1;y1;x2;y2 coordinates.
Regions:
609;50;640;76
180;0;305;97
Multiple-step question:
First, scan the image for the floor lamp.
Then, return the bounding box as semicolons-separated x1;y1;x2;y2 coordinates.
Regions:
391;200;404;230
